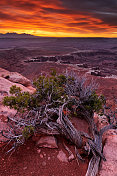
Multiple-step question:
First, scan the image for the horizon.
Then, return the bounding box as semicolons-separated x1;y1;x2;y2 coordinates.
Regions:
0;0;117;38
0;32;117;39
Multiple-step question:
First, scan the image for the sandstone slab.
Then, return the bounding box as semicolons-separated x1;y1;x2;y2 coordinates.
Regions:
8;72;31;87
99;131;117;176
0;68;31;87
0;77;34;96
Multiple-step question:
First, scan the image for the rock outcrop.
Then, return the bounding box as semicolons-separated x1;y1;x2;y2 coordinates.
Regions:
0;68;36;142
99;130;117;176
94;113;117;176
0;68;31;87
0;76;35;117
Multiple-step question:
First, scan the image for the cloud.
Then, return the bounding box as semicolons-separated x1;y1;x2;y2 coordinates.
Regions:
0;11;16;20
0;0;117;37
61;0;117;27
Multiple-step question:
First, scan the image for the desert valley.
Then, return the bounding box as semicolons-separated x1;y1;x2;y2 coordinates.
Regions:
0;36;117;176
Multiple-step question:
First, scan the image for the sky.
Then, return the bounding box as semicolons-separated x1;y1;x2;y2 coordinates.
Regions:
0;0;117;37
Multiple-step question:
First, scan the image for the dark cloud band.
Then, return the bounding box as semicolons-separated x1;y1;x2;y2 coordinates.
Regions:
0;0;117;36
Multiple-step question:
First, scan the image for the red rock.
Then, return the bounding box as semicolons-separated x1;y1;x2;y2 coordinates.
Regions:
48;156;51;160
0;68;31;87
42;161;46;166
0;68;10;77
0;69;37;145
0;75;36;118
0;77;35;95
40;154;43;158
23;167;27;170
26;86;36;93
37;149;41;154
99;131;117;176
8;72;31;87
0;106;17;119
94;113;117;176
68;154;75;162
36;136;58;149
32;134;41;142
57;150;68;162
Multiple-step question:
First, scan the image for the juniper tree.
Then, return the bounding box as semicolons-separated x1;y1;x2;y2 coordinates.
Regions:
1;70;117;176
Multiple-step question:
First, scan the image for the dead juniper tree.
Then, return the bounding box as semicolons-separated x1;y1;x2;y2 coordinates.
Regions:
1;70;117;176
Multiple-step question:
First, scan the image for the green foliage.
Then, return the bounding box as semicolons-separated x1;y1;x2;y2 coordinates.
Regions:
33;73;67;104
3;90;31;111
9;85;21;95
50;68;57;76
81;92;104;113
3;73;67;111
22;126;34;139
3;71;105;116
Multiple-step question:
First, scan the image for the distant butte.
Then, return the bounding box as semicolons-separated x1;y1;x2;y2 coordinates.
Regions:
0;32;40;38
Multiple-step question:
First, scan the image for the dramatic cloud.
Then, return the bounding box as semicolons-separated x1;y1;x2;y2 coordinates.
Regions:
0;0;117;37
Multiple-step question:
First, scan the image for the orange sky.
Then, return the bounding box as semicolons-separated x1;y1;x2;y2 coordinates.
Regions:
0;0;117;37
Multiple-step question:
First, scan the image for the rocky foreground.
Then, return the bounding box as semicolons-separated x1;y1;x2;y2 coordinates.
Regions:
0;68;36;141
0;68;117;176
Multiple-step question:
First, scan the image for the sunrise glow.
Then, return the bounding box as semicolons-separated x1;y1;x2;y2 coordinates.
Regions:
0;0;117;37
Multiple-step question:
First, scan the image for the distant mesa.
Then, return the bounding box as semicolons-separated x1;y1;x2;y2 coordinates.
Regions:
0;32;40;38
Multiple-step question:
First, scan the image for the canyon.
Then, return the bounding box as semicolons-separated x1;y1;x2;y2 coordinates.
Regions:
0;37;117;176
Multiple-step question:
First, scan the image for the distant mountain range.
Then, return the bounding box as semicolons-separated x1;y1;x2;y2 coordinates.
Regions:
0;32;40;38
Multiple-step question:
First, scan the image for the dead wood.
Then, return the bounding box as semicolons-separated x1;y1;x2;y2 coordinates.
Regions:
1;72;117;176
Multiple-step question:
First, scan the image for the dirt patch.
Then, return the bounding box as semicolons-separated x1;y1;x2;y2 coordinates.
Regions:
0;137;89;176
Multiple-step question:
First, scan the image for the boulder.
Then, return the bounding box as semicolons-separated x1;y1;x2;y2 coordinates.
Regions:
0;68;31;87
57;150;68;162
0;77;35;96
94;113;117;176
36;136;58;149
99;130;117;176
8;73;31;87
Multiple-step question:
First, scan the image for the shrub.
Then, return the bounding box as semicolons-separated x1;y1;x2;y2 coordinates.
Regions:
22;126;34;139
2;70;117;176
3;72;67;111
3;71;104;117
81;92;105;113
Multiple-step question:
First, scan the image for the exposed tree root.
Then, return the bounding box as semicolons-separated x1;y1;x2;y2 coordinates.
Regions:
1;72;117;176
